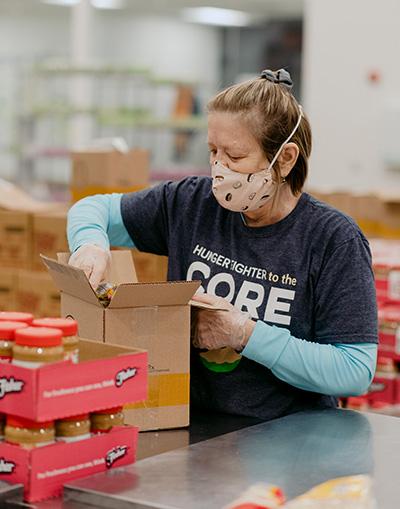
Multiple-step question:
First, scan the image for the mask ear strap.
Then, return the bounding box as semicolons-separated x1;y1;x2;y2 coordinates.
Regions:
267;106;303;170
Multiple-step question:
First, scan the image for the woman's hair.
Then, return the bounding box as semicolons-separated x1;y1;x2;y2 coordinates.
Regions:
207;75;312;195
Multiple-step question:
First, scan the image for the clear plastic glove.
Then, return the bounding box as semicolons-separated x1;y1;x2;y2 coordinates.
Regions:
68;244;111;290
191;293;255;352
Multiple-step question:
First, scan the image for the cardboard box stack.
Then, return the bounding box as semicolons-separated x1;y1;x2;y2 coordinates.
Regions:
43;251;199;431
0;180;68;318
0;318;148;502
71;147;149;203
347;239;400;413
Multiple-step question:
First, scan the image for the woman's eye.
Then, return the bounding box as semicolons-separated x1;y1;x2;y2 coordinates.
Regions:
229;155;242;162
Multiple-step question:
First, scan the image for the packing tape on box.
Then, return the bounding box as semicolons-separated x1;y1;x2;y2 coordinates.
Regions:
71;185;147;203
357;219;400;239
125;373;189;409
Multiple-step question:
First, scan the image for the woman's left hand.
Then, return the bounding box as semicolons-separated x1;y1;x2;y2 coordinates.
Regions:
191;293;255;351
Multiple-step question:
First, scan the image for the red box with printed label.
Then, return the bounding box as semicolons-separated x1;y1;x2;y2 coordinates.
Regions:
367;374;396;405
0;425;137;502
0;339;147;421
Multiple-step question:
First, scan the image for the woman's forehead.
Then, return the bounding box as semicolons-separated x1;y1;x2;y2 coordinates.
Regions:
207;111;258;149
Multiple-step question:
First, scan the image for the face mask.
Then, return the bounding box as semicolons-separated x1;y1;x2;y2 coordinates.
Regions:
211;106;303;213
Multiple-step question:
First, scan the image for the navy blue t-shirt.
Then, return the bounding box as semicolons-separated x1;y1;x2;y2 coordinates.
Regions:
121;176;378;420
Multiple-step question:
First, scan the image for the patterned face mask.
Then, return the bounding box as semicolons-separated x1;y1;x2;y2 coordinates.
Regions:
211;106;303;213
211;161;276;212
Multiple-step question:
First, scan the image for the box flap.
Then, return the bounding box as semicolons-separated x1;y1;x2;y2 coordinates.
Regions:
189;299;228;311
57;250;137;284
0;178;61;212
41;255;101;307
108;280;201;308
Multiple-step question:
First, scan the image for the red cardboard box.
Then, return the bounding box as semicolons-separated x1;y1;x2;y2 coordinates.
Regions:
378;305;400;357
0;339;147;421
0;425;138;502
368;374;396;405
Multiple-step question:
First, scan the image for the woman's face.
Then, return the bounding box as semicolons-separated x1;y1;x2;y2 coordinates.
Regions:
207;111;268;174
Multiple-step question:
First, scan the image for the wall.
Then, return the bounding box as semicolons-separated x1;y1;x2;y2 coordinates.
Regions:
303;0;400;194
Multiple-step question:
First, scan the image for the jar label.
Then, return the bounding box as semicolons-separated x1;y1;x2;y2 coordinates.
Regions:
388;270;400;300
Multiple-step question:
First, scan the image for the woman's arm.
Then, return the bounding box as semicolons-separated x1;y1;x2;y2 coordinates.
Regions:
67;193;134;252
243;320;377;396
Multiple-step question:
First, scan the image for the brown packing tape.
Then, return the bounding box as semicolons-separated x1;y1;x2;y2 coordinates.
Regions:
71;185;147;203
125;373;189;409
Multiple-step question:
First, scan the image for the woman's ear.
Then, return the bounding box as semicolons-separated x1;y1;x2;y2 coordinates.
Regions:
278;142;299;178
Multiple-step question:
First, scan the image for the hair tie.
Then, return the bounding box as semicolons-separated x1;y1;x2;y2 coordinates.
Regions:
260;69;293;90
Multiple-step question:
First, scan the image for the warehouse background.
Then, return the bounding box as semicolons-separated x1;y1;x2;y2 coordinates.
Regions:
0;0;400;413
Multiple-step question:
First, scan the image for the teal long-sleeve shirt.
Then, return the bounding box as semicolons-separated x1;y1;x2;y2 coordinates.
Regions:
67;193;377;397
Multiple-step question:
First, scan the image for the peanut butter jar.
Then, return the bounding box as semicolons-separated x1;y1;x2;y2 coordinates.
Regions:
0;321;28;362
5;416;55;449
56;414;91;443
0;311;34;325
12;326;64;368
91;407;125;434
33;318;79;363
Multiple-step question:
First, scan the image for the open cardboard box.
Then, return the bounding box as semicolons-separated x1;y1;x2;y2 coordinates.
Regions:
0;425;138;503
42;251;201;431
0;339;147;422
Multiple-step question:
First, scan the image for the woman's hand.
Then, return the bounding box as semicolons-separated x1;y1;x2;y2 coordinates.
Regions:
192;293;255;351
68;244;111;290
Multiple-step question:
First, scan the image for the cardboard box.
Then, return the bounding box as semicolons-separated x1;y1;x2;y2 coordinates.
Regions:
131;249;168;282
0;210;33;269
71;149;149;202
0;267;18;311
0;426;138;502
0;339;147;421
32;209;69;271
15;270;61;318
42;252;200;431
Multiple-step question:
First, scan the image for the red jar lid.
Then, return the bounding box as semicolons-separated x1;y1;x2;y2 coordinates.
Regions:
59;413;89;422
15;327;62;347
0;321;29;340
0;312;34;324
32;318;78;336
94;406;123;415
7;415;54;429
380;305;400;322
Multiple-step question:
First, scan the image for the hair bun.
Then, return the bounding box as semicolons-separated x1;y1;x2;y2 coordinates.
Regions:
260;69;293;90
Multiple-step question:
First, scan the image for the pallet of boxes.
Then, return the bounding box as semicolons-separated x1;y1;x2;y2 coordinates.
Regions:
347;239;400;414
0;179;69;318
0;310;148;502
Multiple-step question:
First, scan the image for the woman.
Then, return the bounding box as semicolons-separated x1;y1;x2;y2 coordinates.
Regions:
68;69;377;421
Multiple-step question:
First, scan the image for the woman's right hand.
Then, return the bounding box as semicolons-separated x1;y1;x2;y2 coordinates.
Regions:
68;244;111;290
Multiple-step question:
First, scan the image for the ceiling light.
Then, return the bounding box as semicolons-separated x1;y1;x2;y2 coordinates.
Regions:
181;7;252;27
91;0;125;9
41;0;80;5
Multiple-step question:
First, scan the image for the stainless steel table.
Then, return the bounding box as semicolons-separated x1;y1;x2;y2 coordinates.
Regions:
58;408;399;508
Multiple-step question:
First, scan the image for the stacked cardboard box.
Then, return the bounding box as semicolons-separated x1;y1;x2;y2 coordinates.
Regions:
0;180;69;317
71;148;149;202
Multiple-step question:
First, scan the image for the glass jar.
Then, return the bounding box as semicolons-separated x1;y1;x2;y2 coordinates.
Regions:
0;311;34;325
0;321;28;362
56;414;91;443
5;416;55;449
91;407;125;434
33;318;79;364
12;327;64;368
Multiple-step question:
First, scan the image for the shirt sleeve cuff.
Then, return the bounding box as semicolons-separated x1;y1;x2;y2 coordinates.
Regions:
242;320;291;369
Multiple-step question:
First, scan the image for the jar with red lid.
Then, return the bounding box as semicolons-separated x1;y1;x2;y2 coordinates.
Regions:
0;311;34;325
5;416;55;448
0;321;28;362
91;407;125;433
56;414;91;442
33;318;79;363
12;326;64;368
